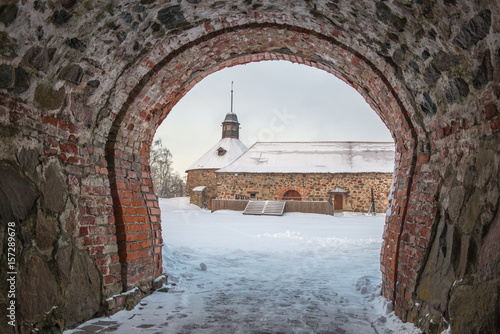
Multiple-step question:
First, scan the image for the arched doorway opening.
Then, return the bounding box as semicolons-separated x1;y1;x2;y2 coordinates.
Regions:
101;19;427;327
282;190;302;201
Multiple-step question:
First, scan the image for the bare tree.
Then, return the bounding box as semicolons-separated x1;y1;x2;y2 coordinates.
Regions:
168;172;186;198
150;139;185;198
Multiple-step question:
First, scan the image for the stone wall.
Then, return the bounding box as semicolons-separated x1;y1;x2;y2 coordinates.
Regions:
190;186;207;209
185;169;217;209
0;1;498;333
216;172;393;213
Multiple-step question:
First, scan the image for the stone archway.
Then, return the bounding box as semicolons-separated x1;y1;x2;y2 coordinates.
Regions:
0;2;498;333
282;190;302;201
103;23;423;323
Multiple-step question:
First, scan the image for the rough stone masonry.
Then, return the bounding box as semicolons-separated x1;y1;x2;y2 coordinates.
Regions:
0;1;499;333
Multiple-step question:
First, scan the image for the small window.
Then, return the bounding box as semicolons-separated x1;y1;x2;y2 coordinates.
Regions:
217;147;227;156
250;193;256;199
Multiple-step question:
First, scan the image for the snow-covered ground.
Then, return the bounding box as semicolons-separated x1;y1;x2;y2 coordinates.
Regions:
66;197;421;333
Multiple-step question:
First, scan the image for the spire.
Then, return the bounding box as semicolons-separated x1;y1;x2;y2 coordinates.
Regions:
222;81;240;139
230;81;234;114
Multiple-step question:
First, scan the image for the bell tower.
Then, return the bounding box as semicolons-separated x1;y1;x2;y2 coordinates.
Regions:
222;82;240;139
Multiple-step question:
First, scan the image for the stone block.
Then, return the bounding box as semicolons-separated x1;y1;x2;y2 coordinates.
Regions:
17;147;40;174
0;165;38;223
34;84;65;110
71;92;93;127
473;50;493;90
19;253;61;322
375;2;391;24
157;5;189;30
65;37;86;52
12;66;30;93
23;46;56;73
41;161;68;213
0;31;17;58
453;10;491;49
52;10;72;25
36;213;59;251
0;63;13;89
478;210;500;281
1;65;31;93
58;64;83;85
449;281;499;334
60;0;78;10
420;92;437;116
55;247;72;289
0;5;18;26
63;250;101;327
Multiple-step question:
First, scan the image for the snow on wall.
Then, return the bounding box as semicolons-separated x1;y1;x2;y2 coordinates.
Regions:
216;141;395;174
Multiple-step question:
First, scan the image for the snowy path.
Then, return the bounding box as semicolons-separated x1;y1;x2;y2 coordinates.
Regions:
66;198;421;334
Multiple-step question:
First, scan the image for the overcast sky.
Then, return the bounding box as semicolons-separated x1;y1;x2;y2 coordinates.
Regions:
153;60;393;176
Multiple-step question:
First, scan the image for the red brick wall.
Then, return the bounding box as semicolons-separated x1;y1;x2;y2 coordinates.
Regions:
106;139;163;291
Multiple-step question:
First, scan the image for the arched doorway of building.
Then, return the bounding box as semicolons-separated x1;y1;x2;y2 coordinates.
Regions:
282;190;302;201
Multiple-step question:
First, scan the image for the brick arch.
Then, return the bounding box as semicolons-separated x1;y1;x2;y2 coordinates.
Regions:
113;23;424;140
277;186;308;201
104;22;426;319
282;190;302;201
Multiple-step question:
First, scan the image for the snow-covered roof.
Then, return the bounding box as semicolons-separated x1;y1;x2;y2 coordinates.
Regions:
186;137;248;172
216;141;395;174
329;186;348;193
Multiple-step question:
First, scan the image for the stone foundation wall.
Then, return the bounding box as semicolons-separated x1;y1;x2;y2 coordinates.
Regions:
185;169;217;209
190;187;207;209
216;172;393;213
